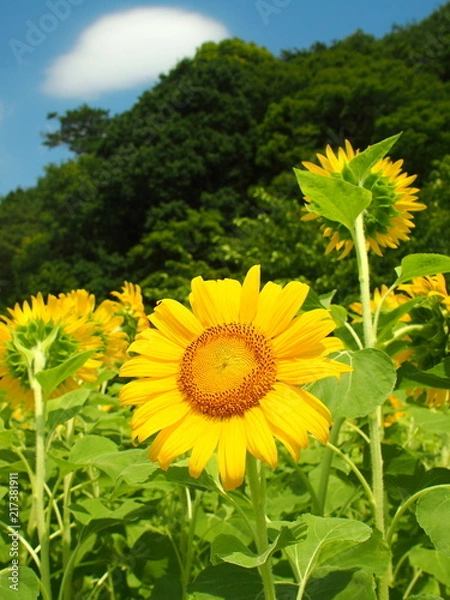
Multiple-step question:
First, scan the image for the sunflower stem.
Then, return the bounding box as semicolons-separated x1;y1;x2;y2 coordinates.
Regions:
246;455;277;600
316;417;344;515
353;213;388;600
29;345;53;600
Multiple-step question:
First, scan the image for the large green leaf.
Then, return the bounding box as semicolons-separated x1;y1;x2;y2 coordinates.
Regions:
409;546;450;586
306;570;377;600
294;169;371;231
407;405;450;435
0;567;40;600
188;564;263;600
69;434;118;464
395;253;450;283
46;388;91;431
314;530;390;579
211;523;306;568
309;349;396;419
416;488;450;556
284;515;372;589
35;349;96;397
347;133;401;184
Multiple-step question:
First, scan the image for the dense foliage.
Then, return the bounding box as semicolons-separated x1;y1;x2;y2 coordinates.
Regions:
1;3;450;308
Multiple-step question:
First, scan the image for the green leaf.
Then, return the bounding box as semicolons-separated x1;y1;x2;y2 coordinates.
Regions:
69;434;118;464
347;133;401;184
409;546;450;586
284;515;372;588
46;388;91;431
294;169;371;231
211;524;306;568
416;488;450;556
306;570;377;600
397;362;450;391
408;405;450;435
68;497;144;525
309;349;396;419
314;530;390;579
408;594;444;600
395;253;450;283
35;349;96;397
188;564;263;600
0;567;40;600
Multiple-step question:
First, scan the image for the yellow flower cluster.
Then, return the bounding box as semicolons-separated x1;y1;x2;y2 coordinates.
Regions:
0;282;148;409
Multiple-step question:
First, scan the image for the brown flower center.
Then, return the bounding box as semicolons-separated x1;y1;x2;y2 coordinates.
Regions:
178;323;276;417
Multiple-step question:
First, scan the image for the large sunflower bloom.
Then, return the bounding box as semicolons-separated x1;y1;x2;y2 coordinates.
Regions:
302;140;425;259
120;266;351;491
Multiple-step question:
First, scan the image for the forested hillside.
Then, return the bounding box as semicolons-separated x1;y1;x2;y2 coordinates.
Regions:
2;3;450;308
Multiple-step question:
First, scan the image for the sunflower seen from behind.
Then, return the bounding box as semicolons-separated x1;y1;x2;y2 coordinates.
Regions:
302;140;425;258
120;266;351;491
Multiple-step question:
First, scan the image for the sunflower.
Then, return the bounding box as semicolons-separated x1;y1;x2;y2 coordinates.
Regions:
302;140;425;259
399;274;450;311
111;281;150;338
120;266;351;491
349;284;411;322
0;291;126;409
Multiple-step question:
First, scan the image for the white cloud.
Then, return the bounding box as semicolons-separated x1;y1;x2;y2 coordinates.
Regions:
42;7;229;98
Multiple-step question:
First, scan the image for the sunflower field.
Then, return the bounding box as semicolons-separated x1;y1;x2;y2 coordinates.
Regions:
1;133;450;600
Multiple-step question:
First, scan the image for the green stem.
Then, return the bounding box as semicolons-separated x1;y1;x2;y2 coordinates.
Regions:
386;484;450;546
316;418;345;515
29;346;52;600
246;455;276;600
181;489;201;600
62;419;75;574
353;213;388;600
325;442;376;513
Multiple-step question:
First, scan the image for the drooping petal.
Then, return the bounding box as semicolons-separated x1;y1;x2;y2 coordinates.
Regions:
218;418;247;491
131;391;189;441
243;407;277;468
189;417;221;478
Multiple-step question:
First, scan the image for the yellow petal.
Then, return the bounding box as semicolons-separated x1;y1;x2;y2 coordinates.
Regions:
128;331;184;361
150;299;203;347
154;410;204;469
277;356;350;385
243;407;277;468
272;309;335;358
131;391;189;442
120;376;178;406
218;418;247;491
240;265;261;323
259;387;309;449
120;356;179;378
253;281;309;338
189;418;221;478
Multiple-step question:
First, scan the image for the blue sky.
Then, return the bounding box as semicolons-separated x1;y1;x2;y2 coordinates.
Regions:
0;0;443;197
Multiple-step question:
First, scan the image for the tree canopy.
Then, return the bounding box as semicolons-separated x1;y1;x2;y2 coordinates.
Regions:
2;5;450;308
